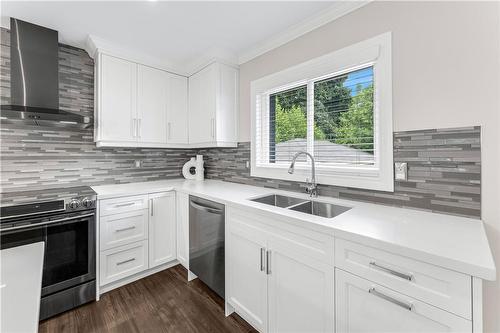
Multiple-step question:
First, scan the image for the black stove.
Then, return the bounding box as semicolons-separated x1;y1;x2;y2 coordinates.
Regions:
0;186;97;320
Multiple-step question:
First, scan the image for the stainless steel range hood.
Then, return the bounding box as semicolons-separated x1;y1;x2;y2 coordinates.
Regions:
1;18;90;128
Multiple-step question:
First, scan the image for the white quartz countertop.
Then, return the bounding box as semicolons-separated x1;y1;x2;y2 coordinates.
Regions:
92;179;496;281
1;242;45;333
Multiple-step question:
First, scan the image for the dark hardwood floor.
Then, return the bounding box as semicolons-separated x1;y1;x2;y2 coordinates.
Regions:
39;265;257;333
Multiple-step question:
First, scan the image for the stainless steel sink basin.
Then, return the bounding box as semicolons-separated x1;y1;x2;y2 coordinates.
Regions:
250;194;307;208
289;200;351;218
249;194;351;219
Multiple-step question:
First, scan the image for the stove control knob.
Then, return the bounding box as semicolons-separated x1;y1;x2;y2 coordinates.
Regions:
82;198;94;208
69;199;80;209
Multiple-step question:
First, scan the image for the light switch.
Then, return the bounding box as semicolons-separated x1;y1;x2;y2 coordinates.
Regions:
394;162;407;181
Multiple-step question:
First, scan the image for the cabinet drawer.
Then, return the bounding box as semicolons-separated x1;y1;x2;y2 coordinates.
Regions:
100;195;148;216
336;269;471;333
100;240;148;286
335;238;471;319
100;210;148;250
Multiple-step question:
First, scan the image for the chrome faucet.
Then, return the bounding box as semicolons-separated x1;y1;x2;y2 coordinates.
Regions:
288;151;318;197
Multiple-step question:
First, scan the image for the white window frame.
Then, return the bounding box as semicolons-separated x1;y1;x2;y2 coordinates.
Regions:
250;32;393;192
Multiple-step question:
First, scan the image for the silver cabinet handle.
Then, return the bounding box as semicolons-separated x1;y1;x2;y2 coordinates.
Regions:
369;288;413;311
260;248;266;271
137;119;141;138
114;202;135;208
168;122;171;140
210;118;215;139
189;201;223;214
266;250;271;275
132;118;136;137
369;262;414;281
116;258;136;266
150;198;154;216
115;226;136;232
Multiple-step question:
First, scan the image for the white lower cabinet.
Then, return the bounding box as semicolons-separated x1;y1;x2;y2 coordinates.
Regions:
100;240;148;285
267;236;334;333
335;269;472;333
176;191;189;269
100;209;148;251
98;191;177;290
228;223;268;332
227;208;335;333
148;191;176;268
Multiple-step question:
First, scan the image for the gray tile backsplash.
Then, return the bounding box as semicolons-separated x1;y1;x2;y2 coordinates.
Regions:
198;126;481;219
0;28;481;218
1;28;197;191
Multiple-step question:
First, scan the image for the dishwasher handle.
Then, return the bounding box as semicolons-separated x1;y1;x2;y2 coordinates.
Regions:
190;200;223;215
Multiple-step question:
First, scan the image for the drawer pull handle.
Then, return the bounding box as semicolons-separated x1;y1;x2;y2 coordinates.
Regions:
114;202;135;208
117;258;136;266
260;248;265;271
369;262;414;281
369;287;413;311
115;226;136;232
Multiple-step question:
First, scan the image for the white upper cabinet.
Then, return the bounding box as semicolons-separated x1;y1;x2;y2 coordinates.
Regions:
188;62;238;147
95;53;235;148
137;64;168;146
96;54;137;144
95;53;190;148
166;73;189;145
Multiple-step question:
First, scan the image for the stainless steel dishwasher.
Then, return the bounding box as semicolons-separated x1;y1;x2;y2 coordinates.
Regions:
189;195;225;298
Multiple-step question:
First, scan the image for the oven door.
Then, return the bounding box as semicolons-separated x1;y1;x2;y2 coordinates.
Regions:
1;212;96;296
42;213;95;296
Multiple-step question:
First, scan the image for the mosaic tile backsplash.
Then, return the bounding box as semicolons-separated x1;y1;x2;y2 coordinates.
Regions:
199;126;481;219
1;28;197;192
0;28;481;218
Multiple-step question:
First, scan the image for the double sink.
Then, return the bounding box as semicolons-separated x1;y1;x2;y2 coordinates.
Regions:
250;194;351;219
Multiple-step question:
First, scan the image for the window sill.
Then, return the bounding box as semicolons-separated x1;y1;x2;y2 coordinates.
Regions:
251;165;394;192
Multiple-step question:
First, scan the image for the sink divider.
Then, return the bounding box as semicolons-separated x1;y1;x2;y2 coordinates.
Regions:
284;200;309;210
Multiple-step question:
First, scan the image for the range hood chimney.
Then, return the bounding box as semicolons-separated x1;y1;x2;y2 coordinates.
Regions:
1;18;90;128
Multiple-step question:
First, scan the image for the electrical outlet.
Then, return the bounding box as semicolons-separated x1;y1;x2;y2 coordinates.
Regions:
245;160;250;169
134;160;142;168
394;162;407;181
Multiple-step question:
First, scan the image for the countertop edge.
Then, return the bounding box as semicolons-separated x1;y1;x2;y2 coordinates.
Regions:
91;180;497;281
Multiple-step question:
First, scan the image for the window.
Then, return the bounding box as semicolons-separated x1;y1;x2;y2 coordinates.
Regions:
251;33;393;191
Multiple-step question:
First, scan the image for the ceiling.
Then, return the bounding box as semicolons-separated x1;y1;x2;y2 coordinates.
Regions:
0;1;364;74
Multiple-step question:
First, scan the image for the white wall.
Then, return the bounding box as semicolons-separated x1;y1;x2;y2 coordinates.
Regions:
239;1;500;331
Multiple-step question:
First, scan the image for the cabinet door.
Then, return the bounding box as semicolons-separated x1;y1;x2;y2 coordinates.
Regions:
188;64;216;145
215;63;239;143
267;235;334;333
137;65;168;145
335;269;472;333
98;54;137;143
176;191;189;268
166;73;188;144
228;222;268;332
148;192;176;268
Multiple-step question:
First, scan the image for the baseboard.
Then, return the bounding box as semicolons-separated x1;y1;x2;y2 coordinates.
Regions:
99;260;180;295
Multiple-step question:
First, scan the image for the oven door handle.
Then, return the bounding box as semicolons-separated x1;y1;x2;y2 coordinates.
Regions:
1;213;95;232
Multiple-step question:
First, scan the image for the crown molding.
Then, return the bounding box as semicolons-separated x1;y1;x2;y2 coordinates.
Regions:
184;46;239;75
85;35;190;76
237;1;372;65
